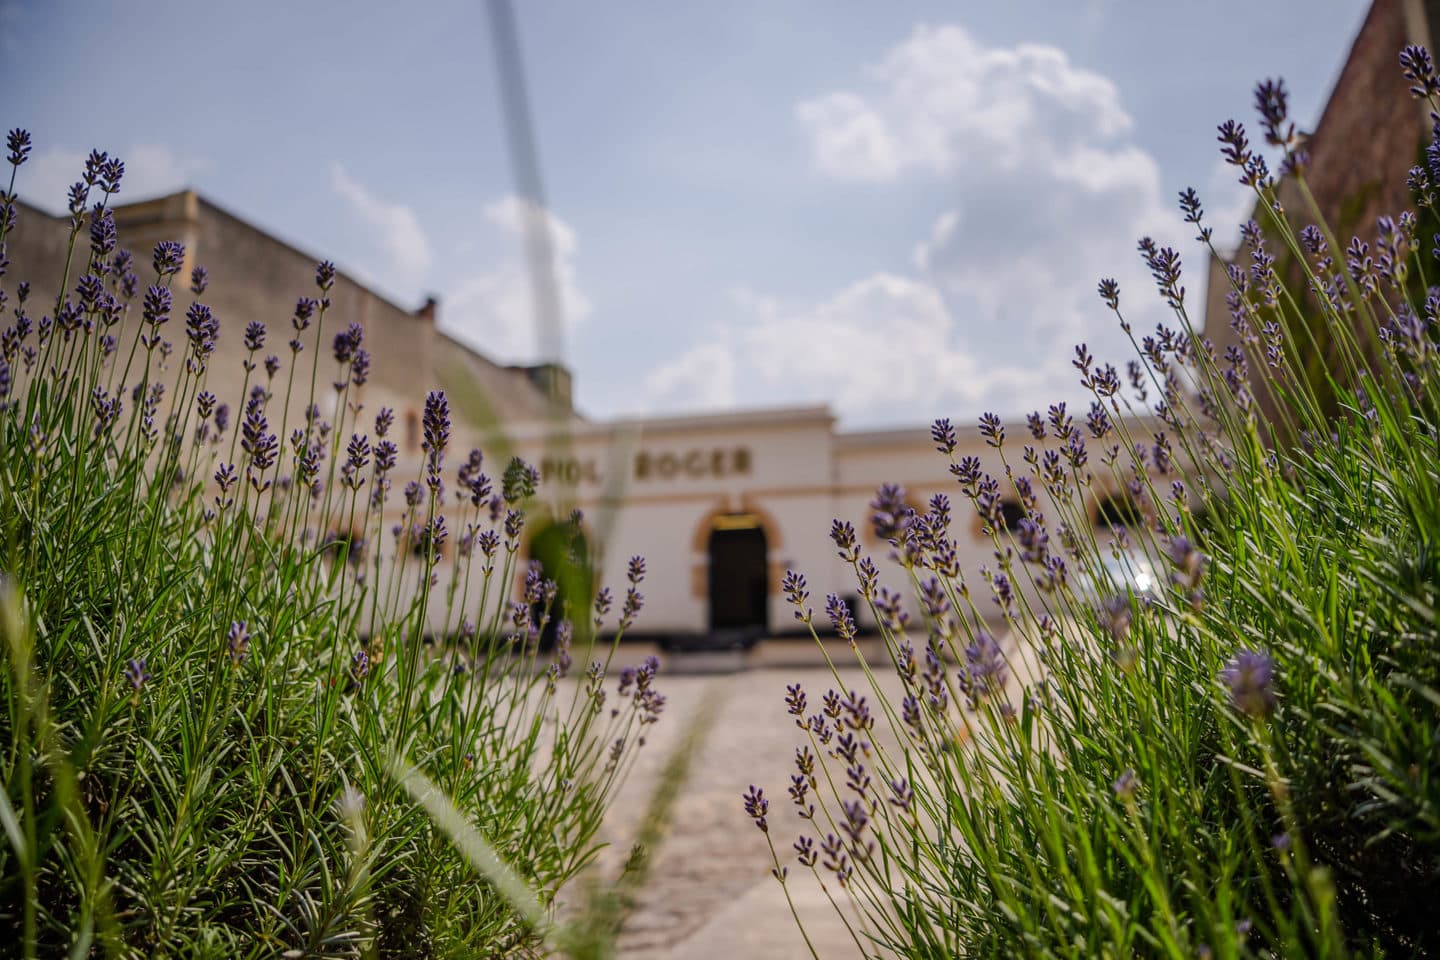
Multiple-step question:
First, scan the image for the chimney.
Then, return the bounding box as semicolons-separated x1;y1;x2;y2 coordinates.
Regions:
523;362;573;413
415;295;438;324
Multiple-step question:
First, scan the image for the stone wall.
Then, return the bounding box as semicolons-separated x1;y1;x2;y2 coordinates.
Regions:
1203;0;1438;374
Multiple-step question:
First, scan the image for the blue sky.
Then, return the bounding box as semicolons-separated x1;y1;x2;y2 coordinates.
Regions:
3;1;1373;427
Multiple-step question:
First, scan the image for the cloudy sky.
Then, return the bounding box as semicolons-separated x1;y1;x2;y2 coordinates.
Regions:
4;1;1372;428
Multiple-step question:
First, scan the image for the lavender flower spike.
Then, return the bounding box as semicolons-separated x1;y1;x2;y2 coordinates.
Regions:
1221;649;1277;718
742;784;770;833
6;129;32;167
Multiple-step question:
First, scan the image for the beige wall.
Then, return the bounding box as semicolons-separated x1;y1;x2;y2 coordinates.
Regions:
6;189;1164;642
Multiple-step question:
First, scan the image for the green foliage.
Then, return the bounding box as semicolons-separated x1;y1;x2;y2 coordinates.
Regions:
756;63;1440;958
0;150;661;958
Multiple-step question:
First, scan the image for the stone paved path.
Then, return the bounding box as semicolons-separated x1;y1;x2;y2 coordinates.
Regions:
580;640;906;959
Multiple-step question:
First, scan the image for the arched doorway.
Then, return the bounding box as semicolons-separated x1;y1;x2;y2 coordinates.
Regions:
707;514;769;632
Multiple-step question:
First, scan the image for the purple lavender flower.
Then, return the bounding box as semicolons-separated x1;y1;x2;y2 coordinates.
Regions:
1141;240;1185;309
125;658;152;694
1217;119;1252;178
1401;45;1440;98
869;484;910;542
6;129;31;167
242;321;265;353
1278;149;1310;179
292;296;318;331
227;621;251;666
152;241;185;278
785;682;807;720
190;265;209;295
794;835;817;866
620;586;644;630
412;516;448;560
89;207;116;260
931;418;956;454
839;798;871;854
1166;535;1206;592
742;785;770;833
332;321;363;364
1221;649;1277;718
76;274;104;310
977;412;1004;447
142;285;172;328
344;433;371;474
628;555;646;584
89;386;121;436
241;407;278;472
1253;78;1293;148
422;391;450;453
782;570;811;622
1112;768;1138;802
214;461;237;493
315;260;337;292
1097;277;1121;310
374;439;397;477
830;519;860;561
949;455;981;495
184;303;218;361
81;149;108;186
98;155;124;194
853;557;876;600
1096;593;1133;643
66;181;88;218
959;632;1007;705
825;593;857;645
351;349;370;386
820;832;852;884
874;587;908;633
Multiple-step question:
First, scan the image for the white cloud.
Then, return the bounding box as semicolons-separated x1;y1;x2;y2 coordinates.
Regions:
794;92;901;182
636;274;1043;425
796;24;1131;182
641;342;737;412
330;162;433;287
17;143;210;215
648;23;1208;427
439;196;592;363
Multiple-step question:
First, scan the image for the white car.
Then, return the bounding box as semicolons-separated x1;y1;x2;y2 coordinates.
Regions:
1074;549;1159;605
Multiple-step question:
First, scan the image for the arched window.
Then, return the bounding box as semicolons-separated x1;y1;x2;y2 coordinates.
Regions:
405;411;420;453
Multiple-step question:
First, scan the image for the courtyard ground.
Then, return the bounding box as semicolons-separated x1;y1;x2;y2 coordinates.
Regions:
580;639;904;959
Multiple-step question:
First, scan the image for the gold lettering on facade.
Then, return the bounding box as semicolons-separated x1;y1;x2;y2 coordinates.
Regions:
540;457;601;486
538;447;755;486
634;446;753;481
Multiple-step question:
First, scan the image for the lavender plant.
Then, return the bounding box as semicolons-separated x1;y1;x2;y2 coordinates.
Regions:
0;138;663;958
750;52;1440;958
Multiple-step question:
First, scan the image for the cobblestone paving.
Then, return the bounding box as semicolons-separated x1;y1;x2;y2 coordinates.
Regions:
583;642;907;959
